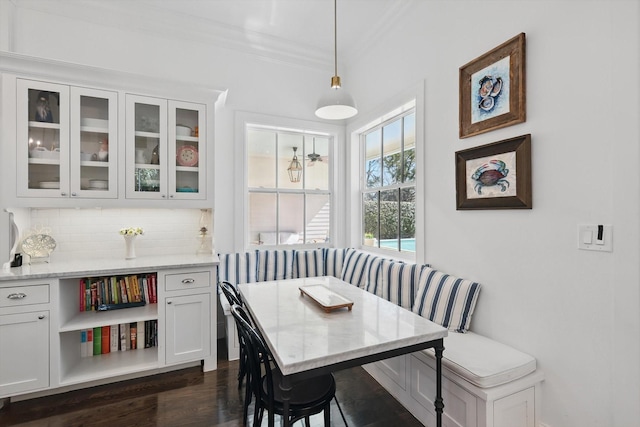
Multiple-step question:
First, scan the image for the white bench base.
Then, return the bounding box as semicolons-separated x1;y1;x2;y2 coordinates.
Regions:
364;352;543;427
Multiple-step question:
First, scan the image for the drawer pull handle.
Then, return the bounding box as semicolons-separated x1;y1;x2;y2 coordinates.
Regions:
167;300;172;304
38;315;45;320
181;278;195;284
7;293;27;300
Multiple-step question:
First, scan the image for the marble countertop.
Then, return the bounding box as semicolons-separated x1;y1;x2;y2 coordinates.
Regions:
238;276;447;376
0;253;219;282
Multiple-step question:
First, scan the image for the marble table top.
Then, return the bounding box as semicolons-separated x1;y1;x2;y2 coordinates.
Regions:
238;276;448;376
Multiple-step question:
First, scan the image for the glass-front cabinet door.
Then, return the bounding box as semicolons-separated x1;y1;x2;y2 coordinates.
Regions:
168;100;205;200
17;79;70;198
125;94;168;199
70;87;118;198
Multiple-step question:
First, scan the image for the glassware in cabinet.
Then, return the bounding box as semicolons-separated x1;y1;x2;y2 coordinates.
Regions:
126;95;168;199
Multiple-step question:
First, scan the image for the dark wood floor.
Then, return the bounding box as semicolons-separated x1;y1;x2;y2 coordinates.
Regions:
0;340;424;427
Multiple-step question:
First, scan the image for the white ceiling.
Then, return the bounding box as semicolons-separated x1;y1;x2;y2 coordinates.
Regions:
14;0;413;69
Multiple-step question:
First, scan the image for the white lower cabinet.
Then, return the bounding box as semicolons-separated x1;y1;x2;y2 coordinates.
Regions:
0;263;216;401
0;311;50;396
0;281;52;398
164;293;211;365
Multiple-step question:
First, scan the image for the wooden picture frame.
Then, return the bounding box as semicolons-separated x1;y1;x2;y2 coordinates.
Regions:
459;33;526;138
456;134;531;210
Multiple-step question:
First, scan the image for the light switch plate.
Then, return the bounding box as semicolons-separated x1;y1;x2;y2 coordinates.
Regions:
578;224;612;252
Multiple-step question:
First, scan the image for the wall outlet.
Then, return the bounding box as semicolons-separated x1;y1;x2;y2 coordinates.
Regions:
578;224;612;252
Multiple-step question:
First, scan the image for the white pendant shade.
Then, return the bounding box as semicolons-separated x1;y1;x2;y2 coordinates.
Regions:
315;0;357;121
315;86;358;120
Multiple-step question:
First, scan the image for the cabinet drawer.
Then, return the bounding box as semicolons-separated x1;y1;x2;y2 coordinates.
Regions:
0;284;50;308
165;271;211;292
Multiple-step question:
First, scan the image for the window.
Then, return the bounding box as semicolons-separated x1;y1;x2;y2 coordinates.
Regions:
247;125;332;247
362;110;416;253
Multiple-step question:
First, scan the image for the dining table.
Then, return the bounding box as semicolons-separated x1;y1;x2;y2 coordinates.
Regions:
238;275;447;427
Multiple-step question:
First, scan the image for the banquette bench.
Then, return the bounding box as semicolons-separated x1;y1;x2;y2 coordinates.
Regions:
217;248;543;427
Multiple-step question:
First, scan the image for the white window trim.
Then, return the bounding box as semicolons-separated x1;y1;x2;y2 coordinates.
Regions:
235;111;345;252
346;81;425;263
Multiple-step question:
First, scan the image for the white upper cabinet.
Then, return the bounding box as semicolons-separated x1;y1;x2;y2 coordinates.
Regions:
126;95;205;201
16;79;118;200
17;79;70;198
70;87;118;198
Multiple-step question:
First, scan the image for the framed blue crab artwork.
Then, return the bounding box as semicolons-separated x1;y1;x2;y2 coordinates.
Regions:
456;134;531;210
459;33;526;139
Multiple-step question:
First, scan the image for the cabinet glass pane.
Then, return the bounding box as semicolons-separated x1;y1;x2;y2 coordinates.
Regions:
27;89;61;189
134;103;161;193
80;95;110;191
175;108;200;194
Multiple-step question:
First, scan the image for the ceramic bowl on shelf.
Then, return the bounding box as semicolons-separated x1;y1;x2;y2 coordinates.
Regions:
80;152;94;161
39;181;60;189
176;125;192;136
30;147;60;159
88;179;108;189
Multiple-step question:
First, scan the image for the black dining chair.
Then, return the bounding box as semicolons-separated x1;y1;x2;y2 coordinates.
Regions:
231;304;343;427
220;281;253;425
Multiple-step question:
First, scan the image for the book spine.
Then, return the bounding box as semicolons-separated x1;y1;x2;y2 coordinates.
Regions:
101;325;110;354
120;279;128;303
79;280;85;312
80;330;87;356
129;322;137;350
93;326;102;356
120;323;128;351
137;320;145;350
150;274;157;303
86;328;93;356
85;280;91;311
110;324;119;352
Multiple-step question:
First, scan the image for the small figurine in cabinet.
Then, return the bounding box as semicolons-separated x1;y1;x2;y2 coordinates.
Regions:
97;139;109;161
35;91;53;123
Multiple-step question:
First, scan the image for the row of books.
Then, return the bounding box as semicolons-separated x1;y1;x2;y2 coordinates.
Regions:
80;320;158;357
80;273;157;311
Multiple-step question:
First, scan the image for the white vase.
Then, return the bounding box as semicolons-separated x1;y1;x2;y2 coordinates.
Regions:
123;235;137;259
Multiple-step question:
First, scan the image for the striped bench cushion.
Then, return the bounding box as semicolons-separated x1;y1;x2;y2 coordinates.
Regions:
257;249;295;281
412;267;481;333
323;248;349;278
379;260;427;310
217;251;259;285
293;249;325;278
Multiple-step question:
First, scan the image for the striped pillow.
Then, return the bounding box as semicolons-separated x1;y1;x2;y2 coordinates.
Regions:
412;267;481;333
217;251;258;285
341;249;373;288
364;257;384;295
380;260;427;310
257;250;294;281
323;248;349;278
293;249;325;278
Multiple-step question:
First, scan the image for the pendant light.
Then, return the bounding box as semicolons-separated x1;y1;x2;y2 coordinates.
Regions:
287;147;303;183
315;0;358;120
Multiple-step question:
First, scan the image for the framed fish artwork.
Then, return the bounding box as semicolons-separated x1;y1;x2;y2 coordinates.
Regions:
459;33;526;138
456;134;531;210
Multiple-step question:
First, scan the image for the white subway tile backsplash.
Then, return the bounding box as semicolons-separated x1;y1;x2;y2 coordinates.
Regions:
28;208;208;262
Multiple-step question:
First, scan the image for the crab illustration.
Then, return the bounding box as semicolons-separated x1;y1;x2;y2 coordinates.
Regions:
471;160;509;195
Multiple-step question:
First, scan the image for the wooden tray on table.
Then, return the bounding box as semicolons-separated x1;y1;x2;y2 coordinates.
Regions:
299;284;354;313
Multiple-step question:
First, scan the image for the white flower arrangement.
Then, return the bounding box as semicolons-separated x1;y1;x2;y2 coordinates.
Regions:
119;227;144;236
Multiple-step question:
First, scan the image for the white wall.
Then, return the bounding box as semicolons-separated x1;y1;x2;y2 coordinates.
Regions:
347;1;639;426
2;1;639;426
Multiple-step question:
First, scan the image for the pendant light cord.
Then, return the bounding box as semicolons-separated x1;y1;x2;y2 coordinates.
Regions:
334;0;338;77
